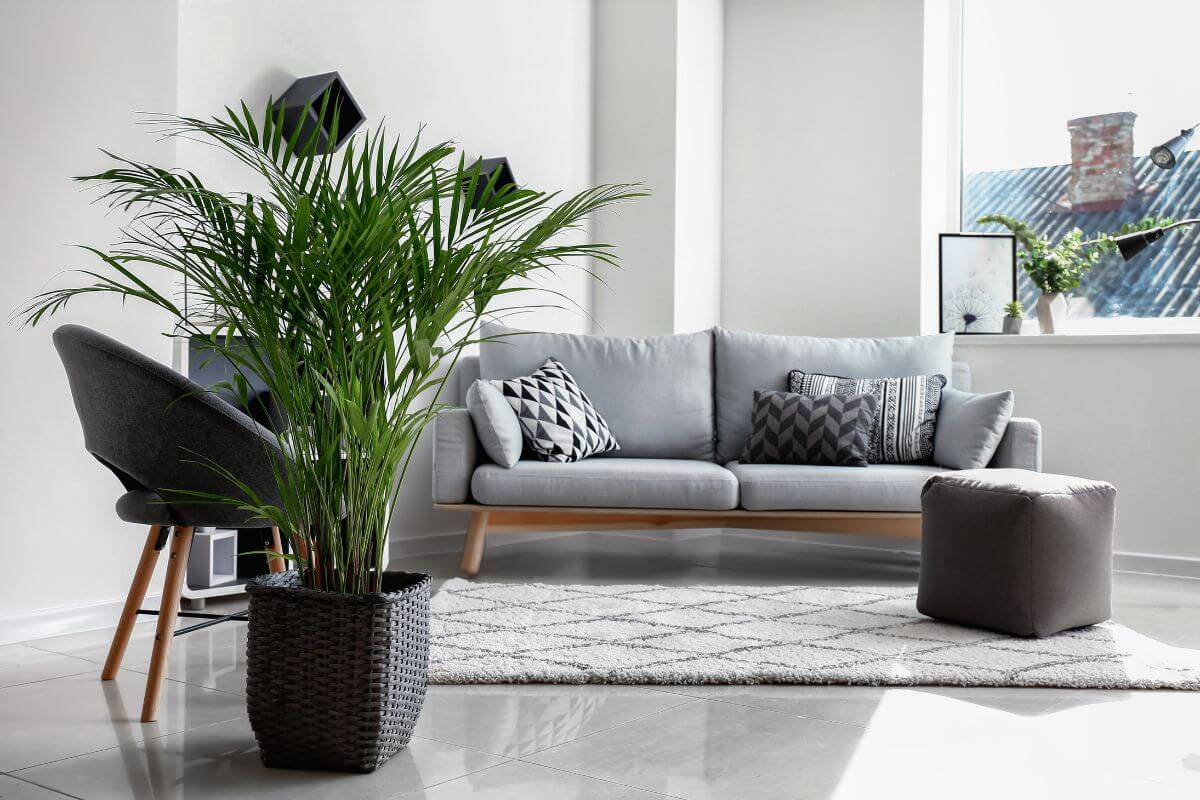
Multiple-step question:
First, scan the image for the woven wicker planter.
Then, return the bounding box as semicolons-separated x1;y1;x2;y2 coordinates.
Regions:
245;570;431;772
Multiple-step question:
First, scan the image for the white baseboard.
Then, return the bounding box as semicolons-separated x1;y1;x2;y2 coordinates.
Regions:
1113;551;1200;580
0;594;159;647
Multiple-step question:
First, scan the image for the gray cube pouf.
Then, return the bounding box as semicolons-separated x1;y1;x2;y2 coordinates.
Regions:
917;468;1116;638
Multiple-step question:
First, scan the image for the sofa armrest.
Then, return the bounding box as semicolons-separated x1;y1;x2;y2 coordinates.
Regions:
433;407;479;504
988;417;1042;471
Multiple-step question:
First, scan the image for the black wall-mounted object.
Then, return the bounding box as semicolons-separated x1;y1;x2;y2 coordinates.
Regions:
1112;219;1200;261
272;72;365;154
1150;124;1196;170
464;157;517;209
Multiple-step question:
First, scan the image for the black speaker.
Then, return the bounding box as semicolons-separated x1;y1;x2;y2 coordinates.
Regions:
272;71;365;154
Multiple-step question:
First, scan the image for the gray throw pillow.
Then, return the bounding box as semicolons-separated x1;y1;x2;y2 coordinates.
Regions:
789;370;947;464
466;380;524;468
933;387;1014;470
742;391;878;467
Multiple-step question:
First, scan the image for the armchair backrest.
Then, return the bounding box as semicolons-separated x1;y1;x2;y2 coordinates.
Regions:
53;324;284;511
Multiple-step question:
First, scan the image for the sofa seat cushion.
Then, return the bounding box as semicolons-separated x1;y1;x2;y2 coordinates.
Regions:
471;458;738;510
727;462;950;512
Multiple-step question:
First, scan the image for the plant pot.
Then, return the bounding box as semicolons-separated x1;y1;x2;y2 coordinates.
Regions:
1002;316;1023;335
1035;292;1068;334
245;570;431;773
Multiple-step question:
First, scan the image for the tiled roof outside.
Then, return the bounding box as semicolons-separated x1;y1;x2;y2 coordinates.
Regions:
963;150;1200;317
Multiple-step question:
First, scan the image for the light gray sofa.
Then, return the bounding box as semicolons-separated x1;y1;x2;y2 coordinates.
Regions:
434;325;1042;575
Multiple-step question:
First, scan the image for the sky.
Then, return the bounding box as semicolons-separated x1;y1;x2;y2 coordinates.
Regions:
962;0;1200;174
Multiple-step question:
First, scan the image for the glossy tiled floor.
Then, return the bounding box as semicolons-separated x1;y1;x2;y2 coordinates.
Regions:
3;530;1199;799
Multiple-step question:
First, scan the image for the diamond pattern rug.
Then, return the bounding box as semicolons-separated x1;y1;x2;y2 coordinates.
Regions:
429;580;1200;689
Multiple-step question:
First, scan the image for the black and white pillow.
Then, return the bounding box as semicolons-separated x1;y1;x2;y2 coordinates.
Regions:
742;391;877;467
490;358;620;463
788;370;947;464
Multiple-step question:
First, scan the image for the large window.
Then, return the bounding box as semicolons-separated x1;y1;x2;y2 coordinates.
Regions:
961;0;1200;323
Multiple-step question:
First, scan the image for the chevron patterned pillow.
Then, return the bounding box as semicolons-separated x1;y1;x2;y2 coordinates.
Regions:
490;358;620;463
741;390;877;467
789;370;947;464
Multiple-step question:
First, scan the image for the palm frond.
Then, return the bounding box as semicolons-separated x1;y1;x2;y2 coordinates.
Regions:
25;99;643;593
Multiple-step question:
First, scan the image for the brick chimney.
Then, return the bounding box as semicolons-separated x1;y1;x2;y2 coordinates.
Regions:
1067;111;1137;212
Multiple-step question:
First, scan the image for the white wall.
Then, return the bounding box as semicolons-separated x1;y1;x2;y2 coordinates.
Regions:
591;0;724;337
958;338;1200;564
673;0;724;334
721;0;926;338
591;0;679;337
0;0;179;626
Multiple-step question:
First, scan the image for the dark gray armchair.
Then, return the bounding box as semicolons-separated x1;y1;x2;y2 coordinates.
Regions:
53;324;288;722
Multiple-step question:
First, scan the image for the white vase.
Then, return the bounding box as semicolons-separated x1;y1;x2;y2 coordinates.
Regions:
1036;292;1068;334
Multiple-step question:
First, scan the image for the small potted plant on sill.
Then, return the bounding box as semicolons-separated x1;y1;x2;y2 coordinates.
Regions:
977;214;1170;334
1002;300;1024;335
24;97;641;772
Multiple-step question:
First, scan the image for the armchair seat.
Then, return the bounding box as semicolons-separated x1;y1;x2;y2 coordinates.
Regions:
115;489;174;525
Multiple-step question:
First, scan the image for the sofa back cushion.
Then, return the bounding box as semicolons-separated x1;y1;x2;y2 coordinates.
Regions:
479;322;715;460
713;328;955;464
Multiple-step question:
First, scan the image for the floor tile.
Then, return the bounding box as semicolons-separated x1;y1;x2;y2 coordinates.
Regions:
15;718;507;800
12;533;1200;798
1113;572;1200;649
526;697;867;800
0;773;75;799
0;669;245;771
123;622;248;696
832;686;1200;797
679;684;890;727
0;644;96;690
403;760;676;799
414;685;693;757
21;622;160;665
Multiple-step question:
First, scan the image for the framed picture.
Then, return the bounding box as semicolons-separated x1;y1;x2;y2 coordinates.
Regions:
938;233;1017;334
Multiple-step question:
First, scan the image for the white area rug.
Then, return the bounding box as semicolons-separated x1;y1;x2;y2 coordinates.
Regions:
428;580;1200;689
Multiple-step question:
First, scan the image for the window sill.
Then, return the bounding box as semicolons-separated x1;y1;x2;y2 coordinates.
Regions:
953;330;1200;346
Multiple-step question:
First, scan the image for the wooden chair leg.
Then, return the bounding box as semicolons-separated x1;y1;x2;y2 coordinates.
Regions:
268;527;285;574
102;525;166;681
141;526;194;723
460;512;489;577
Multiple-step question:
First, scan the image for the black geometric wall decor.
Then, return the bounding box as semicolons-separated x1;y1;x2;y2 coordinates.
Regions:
464;157;517;209
272;72;365;154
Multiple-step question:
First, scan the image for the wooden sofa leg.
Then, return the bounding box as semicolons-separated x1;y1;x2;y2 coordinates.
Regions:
102;525;166;681
141;526;194;723
460;512;489;577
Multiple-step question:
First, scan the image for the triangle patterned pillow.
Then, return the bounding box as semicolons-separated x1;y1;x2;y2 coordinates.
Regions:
489;358;620;463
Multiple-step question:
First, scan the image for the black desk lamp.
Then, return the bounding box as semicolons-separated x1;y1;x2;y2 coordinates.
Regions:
1111;219;1200;260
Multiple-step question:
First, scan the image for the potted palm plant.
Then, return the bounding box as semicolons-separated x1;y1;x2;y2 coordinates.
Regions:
24;97;641;772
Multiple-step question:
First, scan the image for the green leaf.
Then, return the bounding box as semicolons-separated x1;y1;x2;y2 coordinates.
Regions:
20;98;643;594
